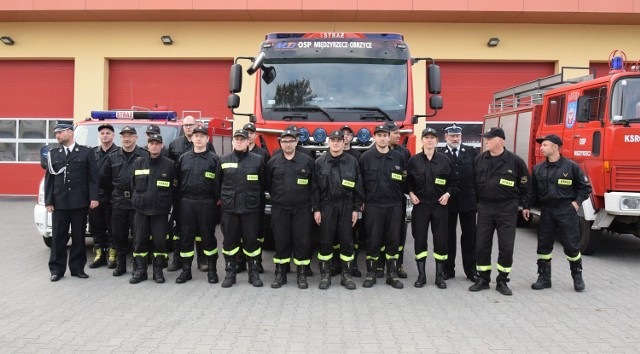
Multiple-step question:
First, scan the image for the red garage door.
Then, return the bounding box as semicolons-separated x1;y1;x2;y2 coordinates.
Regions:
0;60;74;195
109;60;232;120
432;62;555;122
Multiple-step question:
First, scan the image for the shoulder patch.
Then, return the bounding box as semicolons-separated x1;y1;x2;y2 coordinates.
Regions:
520;176;528;184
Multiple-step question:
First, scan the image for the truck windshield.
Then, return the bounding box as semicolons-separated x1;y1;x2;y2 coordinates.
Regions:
611;77;640;123
260;60;408;122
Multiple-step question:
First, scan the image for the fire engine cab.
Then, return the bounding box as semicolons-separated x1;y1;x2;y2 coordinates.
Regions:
483;52;640;254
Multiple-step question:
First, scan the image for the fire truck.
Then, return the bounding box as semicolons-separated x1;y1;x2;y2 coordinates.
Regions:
483;53;640;254
227;32;442;155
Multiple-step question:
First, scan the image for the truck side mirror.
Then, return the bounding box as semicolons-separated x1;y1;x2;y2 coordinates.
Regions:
576;96;590;122
262;66;276;85
429;95;443;110
229;64;243;93
427;64;441;94
227;94;240;109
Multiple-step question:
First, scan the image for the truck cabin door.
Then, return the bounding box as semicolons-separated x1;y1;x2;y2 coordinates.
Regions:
568;85;607;164
537;94;566;165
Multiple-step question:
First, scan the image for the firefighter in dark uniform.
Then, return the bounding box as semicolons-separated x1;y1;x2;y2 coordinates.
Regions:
272;125;313;158
470;127;530;296
129;133;177;284
103;125;148;276
219;129;266;288
88;123;118;269
523;134;592;292
360;124;406;289
386;122;411;279
174;125;222;284
407;127;458;289
341;125;363;277
266;129;315;289
167;116;217;273
312;130;364;290
45;121;99;281
438;123;478;281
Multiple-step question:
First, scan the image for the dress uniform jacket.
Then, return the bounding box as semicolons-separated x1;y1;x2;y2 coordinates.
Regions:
439;144;477;213
45;144;100;209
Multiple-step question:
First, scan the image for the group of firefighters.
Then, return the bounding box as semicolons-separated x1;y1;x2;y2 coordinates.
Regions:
45;117;592;295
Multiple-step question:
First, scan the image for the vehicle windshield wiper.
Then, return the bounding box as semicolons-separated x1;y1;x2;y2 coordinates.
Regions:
613;117;640;126
332;106;392;121
274;106;334;121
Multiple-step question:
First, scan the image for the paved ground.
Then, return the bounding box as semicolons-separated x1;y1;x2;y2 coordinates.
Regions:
2;197;640;353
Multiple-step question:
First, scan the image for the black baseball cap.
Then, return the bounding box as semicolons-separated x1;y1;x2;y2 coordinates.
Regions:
482;127;506;140
536;134;562;146
341;125;354;134
385;122;399;132
328;130;344;140
148;134;163;143
120;125;137;135
193;125;208;136
281;129;297;139
421;127;438;137
233;129;249;139
285;125;300;136
374;124;390;134
98;123;114;132
243;123;256;132
146;125;161;135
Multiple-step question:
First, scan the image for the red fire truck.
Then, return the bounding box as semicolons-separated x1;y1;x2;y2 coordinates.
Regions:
227;32;442;155
483;53;640;254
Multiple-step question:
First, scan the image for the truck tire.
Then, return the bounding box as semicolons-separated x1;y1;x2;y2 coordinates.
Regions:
43;236;52;248
578;216;602;255
516;212;533;228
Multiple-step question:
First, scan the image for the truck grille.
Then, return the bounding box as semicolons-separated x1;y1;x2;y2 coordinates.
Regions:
613;165;640;192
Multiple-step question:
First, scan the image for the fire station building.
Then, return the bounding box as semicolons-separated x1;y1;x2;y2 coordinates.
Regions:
1;1;639;195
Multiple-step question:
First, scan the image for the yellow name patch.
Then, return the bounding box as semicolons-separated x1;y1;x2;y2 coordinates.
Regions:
558;179;572;185
297;178;309;185
247;174;259;181
499;179;515;187
342;179;355;188
221;163;237;169
135;169;150;175
204;171;215;179
391;173;403;181
435;178;447;185
157;180;170;187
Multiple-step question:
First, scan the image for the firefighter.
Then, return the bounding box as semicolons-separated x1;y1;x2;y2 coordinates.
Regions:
219;129;266;288
438;123;478;281
103;126;148;277
129;134;177;284
45;122;99;282
266;129;315;289
175;125;222;284
359;124;406;289
470;127;529;296
312;130;363;290
407;127;458;289
167;116;217;273
386;122;411;279
88;123;118;269
341;125;362;278
523;134;592;292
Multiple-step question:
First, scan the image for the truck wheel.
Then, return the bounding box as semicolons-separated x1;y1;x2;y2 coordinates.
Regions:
516;212;533;228
578;216;602;255
43;236;52;248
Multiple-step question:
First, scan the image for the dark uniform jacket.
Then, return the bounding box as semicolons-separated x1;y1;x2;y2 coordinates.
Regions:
176;150;222;200
220;151;265;214
344;148;361;161
250;145;271;163
526;156;592;207
359;147;406;207
103;146;148;210
266;152;314;208
391;144;411;166
131;155;176;215
473;149;530;207
168;135;216;162
439;144;478;213
407;151;458;205
93;144;118;202
45;144;99;209
312;152;364;212
273;145;313;158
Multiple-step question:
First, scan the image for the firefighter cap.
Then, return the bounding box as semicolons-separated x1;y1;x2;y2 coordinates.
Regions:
98;123;114;132
280;129;297;139
233;129;249;139
536;134;562;146
482;127;506;140
146;125;161;135
385;122;399;132
192;125;208;136
328;130;344;140
341;125;354;134
53;121;74;132
285;125;300;136
421;127;438;137
444;123;462;135
120;126;137;135
374;124;390;134
243;123;256;132
148;134;163;143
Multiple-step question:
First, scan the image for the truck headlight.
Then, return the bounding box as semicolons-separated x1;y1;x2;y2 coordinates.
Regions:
620;197;640;210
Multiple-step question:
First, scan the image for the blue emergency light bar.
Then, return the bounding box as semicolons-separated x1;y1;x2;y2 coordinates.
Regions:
90;110;178;120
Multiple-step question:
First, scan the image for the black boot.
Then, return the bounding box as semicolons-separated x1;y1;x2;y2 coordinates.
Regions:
207;255;218;284
385;259;404;289
107;247;117;269
271;264;287;289
397;251;408;279
495;272;512;296
414;259;426;288
570;259;585;292
175;258;193;284
196;241;208;272
129;257;148;284
153;257;165;283
531;260;552;290
435;262;447;289
112;253;127;276
304;265;314;277
297;265;308;289
350;250;362;277
469;272;490;292
248;257;263;287
167;251;182;272
340;261;356;290
363;259;377;288
221;256;237;288
376;257;385;278
318;261;331;290
89;246;106;269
